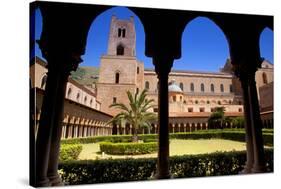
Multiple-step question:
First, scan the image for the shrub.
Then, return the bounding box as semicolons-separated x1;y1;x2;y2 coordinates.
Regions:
100;142;157;155
59;144;83;161
60;130;273;146
58;149;273;185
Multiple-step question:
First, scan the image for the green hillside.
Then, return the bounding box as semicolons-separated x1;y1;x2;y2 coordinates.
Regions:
70;66;99;85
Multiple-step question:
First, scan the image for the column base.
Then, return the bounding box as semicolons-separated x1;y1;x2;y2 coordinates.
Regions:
48;174;64;186
251;164;267;173
154;172;172;179
35;178;50;187
239;165;252;174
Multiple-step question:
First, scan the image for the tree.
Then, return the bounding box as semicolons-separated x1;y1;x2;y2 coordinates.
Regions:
108;89;157;142
231;117;245;128
208;107;225;129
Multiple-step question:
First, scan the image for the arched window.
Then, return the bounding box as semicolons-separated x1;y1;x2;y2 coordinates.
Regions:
218;100;221;105
201;83;205;92
41;75;47;89
122;29;126;38
115;72;120;84
145;81;149;90
262;72;268;84
137;67;139;74
118;28;122;37
157;81;159;90
229;84;233;93
76;93;80;101
180;82;184;91
210;84;214;92
220;84;224;92
67;87;72;98
116;44;124;55
84;96;87;104
190;83;194;92
90;99;93;106
136;88;139;94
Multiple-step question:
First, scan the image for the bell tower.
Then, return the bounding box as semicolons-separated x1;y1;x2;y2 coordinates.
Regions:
97;15;144;116
107;15;136;57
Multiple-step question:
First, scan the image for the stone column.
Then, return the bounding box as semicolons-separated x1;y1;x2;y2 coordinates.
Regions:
172;124;175;133
154;57;173;179
233;62;266;173
195;123;197;131
129;125;132;135
184;124;187;133
248;73;266;172
35;55;72;186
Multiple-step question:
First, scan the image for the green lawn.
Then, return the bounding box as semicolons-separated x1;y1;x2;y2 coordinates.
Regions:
78;139;256;160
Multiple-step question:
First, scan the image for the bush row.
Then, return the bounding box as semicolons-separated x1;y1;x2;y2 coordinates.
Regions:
59;144;83;161
58;149;273;185
61;130;273;146
99;142;157;155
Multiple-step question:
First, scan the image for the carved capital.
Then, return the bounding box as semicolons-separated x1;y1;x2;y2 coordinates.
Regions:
153;56;174;79
231;58;263;85
38;40;83;78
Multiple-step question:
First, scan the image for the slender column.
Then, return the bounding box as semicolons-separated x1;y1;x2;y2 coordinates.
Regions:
75;126;78;138
172;124;175;133
195;123;197;131
233;62;266;173
35;57;70;186
154;57;173;179
248;74;266;172
46;61;74;186
184;124;187;133
206;123;208;130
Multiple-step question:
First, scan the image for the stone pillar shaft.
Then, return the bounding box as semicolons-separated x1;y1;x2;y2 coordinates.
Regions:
154;57;173;179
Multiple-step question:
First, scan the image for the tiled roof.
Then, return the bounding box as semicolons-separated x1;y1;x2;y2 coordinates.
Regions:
169;112;243;118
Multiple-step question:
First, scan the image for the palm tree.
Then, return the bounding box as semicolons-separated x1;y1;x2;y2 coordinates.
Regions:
208;107;225;129
108;89;157;142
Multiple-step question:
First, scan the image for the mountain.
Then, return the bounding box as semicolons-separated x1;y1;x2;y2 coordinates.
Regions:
70;66;99;86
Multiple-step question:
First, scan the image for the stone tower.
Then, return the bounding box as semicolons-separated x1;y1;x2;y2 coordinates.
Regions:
97;15;144;116
107;15;136;57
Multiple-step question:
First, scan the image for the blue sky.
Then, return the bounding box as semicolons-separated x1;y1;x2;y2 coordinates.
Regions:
35;7;273;71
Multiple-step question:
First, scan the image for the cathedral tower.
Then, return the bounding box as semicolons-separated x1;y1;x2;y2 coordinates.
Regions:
97;16;144;116
107;15;136;57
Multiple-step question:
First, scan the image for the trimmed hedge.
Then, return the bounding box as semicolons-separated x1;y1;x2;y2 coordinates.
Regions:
61;130;273;146
58;149;273;185
99;142;157;155
59;144;83;161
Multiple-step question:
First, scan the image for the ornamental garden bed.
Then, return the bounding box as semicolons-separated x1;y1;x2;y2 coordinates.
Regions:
99;141;157;155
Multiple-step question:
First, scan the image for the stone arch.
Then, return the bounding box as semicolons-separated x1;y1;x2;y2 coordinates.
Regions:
191;123;196;132
116;43;125;55
200;83;205;92
180;82;184;91
259;27;273;64
40;74;47;89
115;71;120;84
145;81;149;90
67;86;72;98
210;83;215;92
262;72;268;84
175;16;230;71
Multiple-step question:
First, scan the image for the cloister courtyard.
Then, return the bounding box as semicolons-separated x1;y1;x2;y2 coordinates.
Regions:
78;139;261;160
